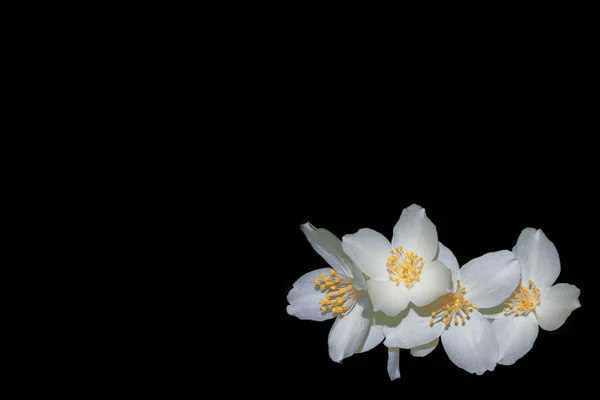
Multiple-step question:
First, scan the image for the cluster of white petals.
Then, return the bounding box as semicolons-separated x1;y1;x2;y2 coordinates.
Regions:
286;204;581;379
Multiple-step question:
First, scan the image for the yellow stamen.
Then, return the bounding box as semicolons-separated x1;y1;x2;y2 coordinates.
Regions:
503;280;541;317
386;246;424;289
429;281;473;329
315;271;360;317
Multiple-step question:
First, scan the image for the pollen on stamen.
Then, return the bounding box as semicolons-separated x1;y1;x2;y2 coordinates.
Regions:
386;246;424;289
503;280;541;317
315;271;360;317
429;280;474;329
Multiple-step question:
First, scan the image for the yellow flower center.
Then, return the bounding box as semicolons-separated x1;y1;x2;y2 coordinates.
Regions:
429;280;477;327
386;246;424;288
314;269;360;317
503;280;541;316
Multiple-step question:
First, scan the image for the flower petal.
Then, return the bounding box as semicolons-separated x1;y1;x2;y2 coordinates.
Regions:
301;222;354;278
492;313;539;365
411;338;439;357
328;296;371;362
536;283;581;331
459;250;521;308
384;306;445;349
440;310;498;375
513;228;560;290
438;242;460;283
387;348;401;380
286;268;336;321
342;228;391;279
367;278;411;317
357;300;384;353
410;260;452;307
391;204;438;263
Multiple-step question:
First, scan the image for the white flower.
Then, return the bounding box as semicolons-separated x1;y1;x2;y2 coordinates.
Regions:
383;243;521;375
341;204;452;317
490;228;581;366
287;222;384;363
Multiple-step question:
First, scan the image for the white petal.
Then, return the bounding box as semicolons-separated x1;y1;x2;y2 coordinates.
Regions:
350;267;366;291
410;260;452;307
441;310;498;375
438;242;460;282
411;338;439;357
391;204;438;263
513;228;560;290
536;283;581;331
493;313;539;365
384;306;445;349
342;228;391;279
459;250;521;308
301;222;353;277
357;300;383;353
387;348;401;380
367;278;411;317
328;296;371;362
286;268;335;321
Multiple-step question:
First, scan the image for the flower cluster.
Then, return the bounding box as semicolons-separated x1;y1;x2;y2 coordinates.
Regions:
286;204;581;379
